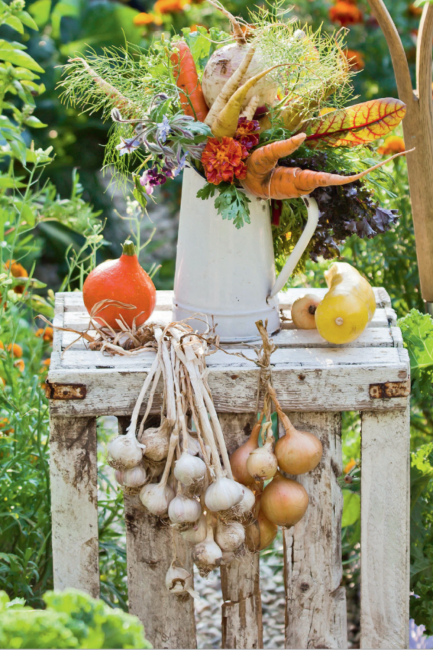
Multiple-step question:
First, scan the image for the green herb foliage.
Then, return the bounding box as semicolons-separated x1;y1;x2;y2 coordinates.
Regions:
197;181;251;228
0;588;151;648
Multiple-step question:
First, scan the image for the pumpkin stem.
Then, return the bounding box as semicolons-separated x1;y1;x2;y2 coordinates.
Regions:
122;240;136;257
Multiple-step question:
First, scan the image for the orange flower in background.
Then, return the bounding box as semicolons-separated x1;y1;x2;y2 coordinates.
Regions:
344;49;365;71
0;341;3;350
14;359;25;372
154;0;188;14
35;327;53;343
0;377;5;387
408;3;423;17
344;458;357;474
5;260;28;294
329;1;363;26
201;137;248;185
133;12;155;25
378;136;405;155
0;418;14;435
7;343;22;358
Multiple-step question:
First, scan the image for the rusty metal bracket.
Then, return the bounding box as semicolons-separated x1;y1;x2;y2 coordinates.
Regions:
45;380;87;400
369;380;410;399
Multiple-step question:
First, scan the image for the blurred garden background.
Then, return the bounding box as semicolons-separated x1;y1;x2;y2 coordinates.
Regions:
0;0;432;648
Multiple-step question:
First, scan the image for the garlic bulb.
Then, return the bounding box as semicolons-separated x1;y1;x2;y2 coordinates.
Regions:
192;519;222;576
115;465;147;488
168;494;201;524
139;426;170;462
174;451;206;487
165;562;197;598
187;433;201;457
237;486;256;516
216;520;245;552
246;424;278;481
140;482;174;516
221;551;236;566
205;477;244;512
107;434;143;470
181;514;207;545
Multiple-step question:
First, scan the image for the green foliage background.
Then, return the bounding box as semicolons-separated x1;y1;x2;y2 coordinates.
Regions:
0;0;432;644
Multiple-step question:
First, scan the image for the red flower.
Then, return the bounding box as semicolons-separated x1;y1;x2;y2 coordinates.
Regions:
201;137;247;185
329;1;363;26
234;117;260;154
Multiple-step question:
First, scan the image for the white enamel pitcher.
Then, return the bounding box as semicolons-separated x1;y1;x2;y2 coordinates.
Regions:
173;166;319;342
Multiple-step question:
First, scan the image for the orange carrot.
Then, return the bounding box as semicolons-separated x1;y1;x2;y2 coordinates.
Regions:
170;42;209;122
240;134;413;200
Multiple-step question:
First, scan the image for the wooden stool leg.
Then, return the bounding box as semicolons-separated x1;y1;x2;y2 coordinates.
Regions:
118;418;196;649
218;413;263;649
283;412;347;649
360;407;410;649
49;415;99;597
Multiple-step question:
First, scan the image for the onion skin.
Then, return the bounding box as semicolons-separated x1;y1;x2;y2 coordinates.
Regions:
245;507;278;552
275;428;322;475
291;294;321;330
260;473;309;527
230;416;264;486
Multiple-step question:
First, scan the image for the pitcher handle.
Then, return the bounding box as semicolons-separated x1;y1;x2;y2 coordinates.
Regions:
268;196;320;300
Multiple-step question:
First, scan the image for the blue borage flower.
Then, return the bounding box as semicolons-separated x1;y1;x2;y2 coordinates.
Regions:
116;136;141;156
157;116;171;143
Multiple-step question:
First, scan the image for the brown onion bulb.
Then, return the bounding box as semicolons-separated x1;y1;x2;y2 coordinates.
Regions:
229;415;264;486
260;472;309;527
245;504;278;552
269;385;322;475
291;294;321;329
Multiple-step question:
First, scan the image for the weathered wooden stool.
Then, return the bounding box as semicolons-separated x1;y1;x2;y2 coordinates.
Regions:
47;288;410;650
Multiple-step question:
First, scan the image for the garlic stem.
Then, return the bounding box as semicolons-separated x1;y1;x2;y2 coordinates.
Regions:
172;346;189;452
137;365;162;439
170;330;223;478
161;337;176;425
126;353;159;441
160;432;179;488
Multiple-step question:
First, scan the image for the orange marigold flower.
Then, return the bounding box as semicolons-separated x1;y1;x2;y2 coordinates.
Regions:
0;418;14;435
133;12;155;25
14;359;25;372
329;1;363;26
344;49;365;71
201;137;248;185
154;0;188;14
7;343;22;358
378;136;405;155
5;259;28;294
344;458;357;474
36;327;53;342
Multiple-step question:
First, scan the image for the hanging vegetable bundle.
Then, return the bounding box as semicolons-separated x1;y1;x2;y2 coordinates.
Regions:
58;0;409;255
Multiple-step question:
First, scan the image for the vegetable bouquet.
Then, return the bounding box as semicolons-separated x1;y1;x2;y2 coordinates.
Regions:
59;0;408;264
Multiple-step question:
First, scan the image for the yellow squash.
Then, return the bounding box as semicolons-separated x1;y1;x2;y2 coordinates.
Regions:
315;262;376;344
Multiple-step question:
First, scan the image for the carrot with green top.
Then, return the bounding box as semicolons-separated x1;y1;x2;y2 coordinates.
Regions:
170;42;209;122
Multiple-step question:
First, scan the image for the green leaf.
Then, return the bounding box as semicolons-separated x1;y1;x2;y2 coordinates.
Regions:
4;15;23;34
214;184;251;229
28;0;51;28
0;175;25;188
132;175;148;211
17;10;39;31
341;490;360;527
399;309;433;391
0;47;44;73
24;116;47;128
196;182;216;201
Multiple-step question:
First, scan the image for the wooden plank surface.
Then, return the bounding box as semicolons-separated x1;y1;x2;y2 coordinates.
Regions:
360;408;410;649
49;416;99;597
218;413;262;649
283;412;347;649
118;419;197;649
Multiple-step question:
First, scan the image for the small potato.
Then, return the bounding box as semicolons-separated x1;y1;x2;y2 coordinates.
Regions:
291;294;322;329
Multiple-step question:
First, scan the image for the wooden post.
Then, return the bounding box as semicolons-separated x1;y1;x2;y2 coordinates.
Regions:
118;418;197;650
283;412;347;649
218;413;263;649
367;0;433;305
360;407;410;649
49;415;100;597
